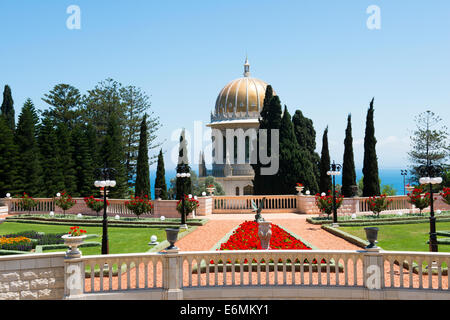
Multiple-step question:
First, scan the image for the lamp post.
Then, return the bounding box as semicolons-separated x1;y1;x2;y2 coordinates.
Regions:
176;167;191;229
401;169;408;195
418;164;443;252
94;167;116;255
327;161;342;227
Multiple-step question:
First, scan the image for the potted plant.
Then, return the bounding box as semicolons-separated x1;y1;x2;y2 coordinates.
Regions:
125;195;153;219
365;194;393;217
315;191;344;218
61;226;87;258
84;196;108;217
295;183;304;194
16;193;39;214
54;191;76;217
405;184;414;193
206;184;215;196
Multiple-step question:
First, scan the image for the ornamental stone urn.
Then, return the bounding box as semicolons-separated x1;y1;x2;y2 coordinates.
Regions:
206;187;215;196
295;186;304;195
258;221;272;250
165;228;180;250
62;234;87;259
364;227;379;249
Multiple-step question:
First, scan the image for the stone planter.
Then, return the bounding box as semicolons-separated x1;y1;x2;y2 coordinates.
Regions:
206;187;215;196
364;227;379;249
295;186;304;195
62;234;87;258
405;186;414;193
165;228;180;250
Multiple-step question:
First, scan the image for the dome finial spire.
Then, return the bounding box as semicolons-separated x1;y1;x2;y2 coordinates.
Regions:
244;55;250;77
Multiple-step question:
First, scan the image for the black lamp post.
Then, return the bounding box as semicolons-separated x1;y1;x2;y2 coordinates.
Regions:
94;167;116;255
327;161;342;226
401;169;408;195
418;164;443;252
176;165;191;229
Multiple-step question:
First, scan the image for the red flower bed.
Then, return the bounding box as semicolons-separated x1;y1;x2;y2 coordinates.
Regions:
219;221;311;250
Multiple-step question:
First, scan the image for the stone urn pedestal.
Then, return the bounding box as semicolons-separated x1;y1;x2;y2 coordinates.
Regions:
206;187;215;196
62;234;87;259
295;186;304;195
258;221;272;250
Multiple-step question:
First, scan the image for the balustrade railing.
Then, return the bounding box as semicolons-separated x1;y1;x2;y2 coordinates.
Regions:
357;196;411;213
213;195;298;213
66;249;450;300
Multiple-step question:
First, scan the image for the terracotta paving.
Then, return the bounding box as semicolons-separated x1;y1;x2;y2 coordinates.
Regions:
84;213;449;293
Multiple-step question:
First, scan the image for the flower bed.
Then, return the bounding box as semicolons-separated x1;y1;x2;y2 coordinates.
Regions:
0;231;66;253
219;221;311;250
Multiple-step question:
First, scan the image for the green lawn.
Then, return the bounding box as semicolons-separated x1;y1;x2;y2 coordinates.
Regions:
0;222;172;255
340;221;450;252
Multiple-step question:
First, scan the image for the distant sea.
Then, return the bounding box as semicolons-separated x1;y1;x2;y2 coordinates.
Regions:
148;168;409;198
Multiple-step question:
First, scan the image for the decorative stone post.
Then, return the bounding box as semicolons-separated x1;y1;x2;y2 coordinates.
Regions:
161;249;183;300
64;251;85;299
258;221;272;250
362;247;385;299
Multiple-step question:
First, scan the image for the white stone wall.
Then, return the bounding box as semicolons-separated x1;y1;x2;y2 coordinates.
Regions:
0;253;65;300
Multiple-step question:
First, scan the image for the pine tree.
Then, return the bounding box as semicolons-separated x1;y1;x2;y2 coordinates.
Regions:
342;114;357;197
71;124;95;197
292;109;320;193
14;99;42;196
176;129;192;200
56;122;77;195
38;116;64;197
362;98;381;196
41;84;81;128
277;106;317;194
0;116;18;196
101;114;128;198
319;126;332;193
135;115;150;198
155;148;168;200
1;85;15;131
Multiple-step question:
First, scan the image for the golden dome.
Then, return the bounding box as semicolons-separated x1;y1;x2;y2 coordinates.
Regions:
212;58;274;122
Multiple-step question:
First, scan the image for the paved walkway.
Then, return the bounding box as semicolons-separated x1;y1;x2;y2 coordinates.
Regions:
177;213;360;251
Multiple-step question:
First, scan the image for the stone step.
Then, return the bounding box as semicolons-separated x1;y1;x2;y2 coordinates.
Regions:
0;206;8;214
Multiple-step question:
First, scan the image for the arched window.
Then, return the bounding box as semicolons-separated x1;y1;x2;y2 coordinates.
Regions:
243;185;253;195
245;136;250;163
223;135;226;163
235;186;240;195
234;136;238;163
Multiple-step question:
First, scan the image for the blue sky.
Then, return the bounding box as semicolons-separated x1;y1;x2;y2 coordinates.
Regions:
1;0;449;173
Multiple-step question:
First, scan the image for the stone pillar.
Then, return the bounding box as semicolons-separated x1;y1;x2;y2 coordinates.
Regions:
162;249;183;300
258;221;272;250
64;256;85;299
362;248;385;299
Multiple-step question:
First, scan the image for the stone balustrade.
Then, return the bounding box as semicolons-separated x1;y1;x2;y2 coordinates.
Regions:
61;249;450;300
2;194;449;217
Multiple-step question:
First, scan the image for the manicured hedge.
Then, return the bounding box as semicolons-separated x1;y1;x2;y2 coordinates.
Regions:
307;214;450;226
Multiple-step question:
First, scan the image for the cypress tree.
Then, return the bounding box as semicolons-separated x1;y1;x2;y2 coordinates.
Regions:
252;85;274;195
1;85;15;131
101;114;128;198
252;87;282;195
14;99;42;196
278;106;318;194
292;110;320;193
176;129;192;200
155;148;168;200
362;98;381;196
56;122;77;195
342;114;357;197
319;126;332;193
0;116;18;196
135;115;150;198
38;116;64;197
71;124;95;197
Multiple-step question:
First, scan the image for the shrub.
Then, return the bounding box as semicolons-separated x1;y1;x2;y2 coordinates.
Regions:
84;196;108;217
54;191;76;216
315;191;343;218
176;194;199;216
366;194;393;217
125;195;153;219
407;186;430;215
441;187;450;205
16;193;39;214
